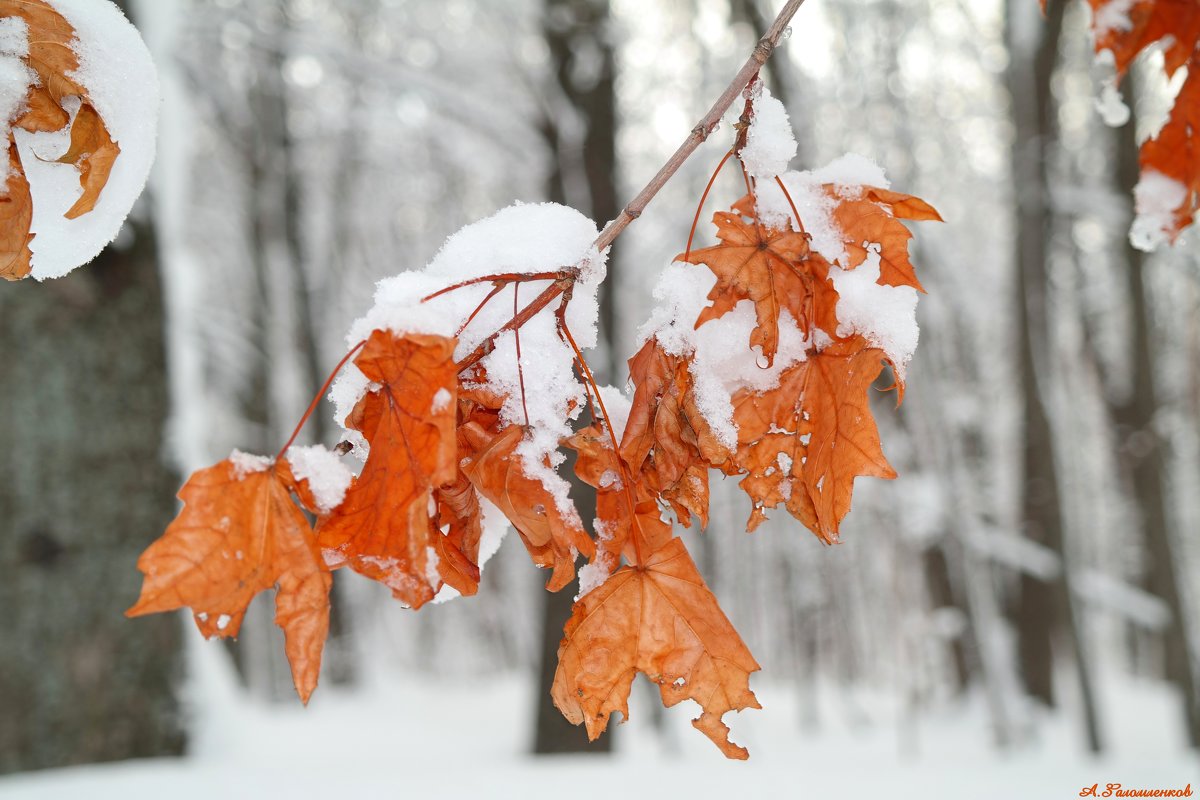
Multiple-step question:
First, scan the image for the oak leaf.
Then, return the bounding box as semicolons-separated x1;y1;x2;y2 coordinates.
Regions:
680;210;839;365
317;330;458;609
551;537;761;759
127;455;331;703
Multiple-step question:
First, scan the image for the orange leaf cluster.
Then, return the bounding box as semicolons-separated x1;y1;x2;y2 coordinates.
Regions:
1087;0;1200;243
1;0;121;280
671;185;937;541
127;162;937;760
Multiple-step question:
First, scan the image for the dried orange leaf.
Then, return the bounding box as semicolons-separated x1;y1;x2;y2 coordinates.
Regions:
731;337;895;542
126;456;330;703
552;537;761;759
460;420;593;591
317;330;458;609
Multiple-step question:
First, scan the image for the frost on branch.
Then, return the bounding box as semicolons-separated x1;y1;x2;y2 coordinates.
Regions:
1;0;158;280
1085;0;1200;248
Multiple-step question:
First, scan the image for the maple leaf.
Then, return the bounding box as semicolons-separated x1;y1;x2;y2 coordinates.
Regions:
0;0;122;280
1085;0;1200;243
830;187;942;291
1136;64;1200;243
127;455;330;703
459;418;594;591
317;330;459;609
730;337;895;542
551;537;761;760
679;210;839;365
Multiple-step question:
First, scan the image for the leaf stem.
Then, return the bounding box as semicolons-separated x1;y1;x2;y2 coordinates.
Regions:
276;339;367;461
685;149;735;261
558;320;646;567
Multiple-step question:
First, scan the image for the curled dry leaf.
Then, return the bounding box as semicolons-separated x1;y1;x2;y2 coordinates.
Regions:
552;537;761;759
460;418;593;591
621;338;726;529
1;0;122;280
317;329;459;609
126;456;330;704
568;423;671;575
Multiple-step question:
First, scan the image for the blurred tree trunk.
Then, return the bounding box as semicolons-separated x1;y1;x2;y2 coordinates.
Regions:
533;0;618;755
0;218;184;772
1111;88;1200;747
1005;0;1101;752
0;0;184;775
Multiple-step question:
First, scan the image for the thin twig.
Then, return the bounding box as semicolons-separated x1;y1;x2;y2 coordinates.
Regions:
594;0;805;251
456;0;806;373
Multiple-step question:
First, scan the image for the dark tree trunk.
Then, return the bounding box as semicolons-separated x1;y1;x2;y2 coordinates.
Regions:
0;211;185;772
1006;0;1102;752
1112;88;1200;747
533;0;618;755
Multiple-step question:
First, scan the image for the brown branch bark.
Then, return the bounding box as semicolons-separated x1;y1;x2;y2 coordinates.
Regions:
455;0;807;374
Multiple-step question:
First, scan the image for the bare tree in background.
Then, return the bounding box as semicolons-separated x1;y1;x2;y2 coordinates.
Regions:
0;5;182;770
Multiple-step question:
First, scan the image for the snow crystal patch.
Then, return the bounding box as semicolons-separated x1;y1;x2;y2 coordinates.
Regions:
424;546;441;590
575;522;615;600
0;16;29;57
1095;80;1130;127
808;153;890;191
431;388;452;413
740;84;796;180
1093;0;1135;34
1130;170;1187;252
286;445;353;514
229;450;273;479
755;172;844;260
19;0;160;280
216;614;231;631
829;247;919;374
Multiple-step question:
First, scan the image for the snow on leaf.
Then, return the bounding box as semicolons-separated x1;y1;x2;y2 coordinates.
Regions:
1086;0;1200;245
126;457;331;704
730;336;896;542
551;537;761;760
316;330;458;609
459;415;593;592
680;209;838;366
1;0;158;280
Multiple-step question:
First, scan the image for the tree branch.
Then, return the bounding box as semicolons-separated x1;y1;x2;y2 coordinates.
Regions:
456;0;806;373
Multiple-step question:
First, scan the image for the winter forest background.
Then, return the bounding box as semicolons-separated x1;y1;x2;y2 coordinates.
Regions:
1;0;1198;796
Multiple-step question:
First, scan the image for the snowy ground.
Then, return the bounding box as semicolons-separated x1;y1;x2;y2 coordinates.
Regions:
2;639;1196;799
